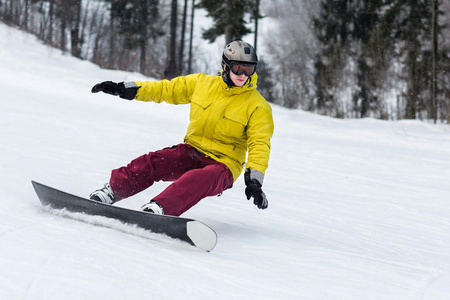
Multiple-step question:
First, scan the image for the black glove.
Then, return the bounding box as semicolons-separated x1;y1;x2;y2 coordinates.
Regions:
91;81;124;95
91;81;139;100
244;169;268;209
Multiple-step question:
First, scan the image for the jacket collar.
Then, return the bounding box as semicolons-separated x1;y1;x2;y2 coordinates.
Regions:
220;72;258;95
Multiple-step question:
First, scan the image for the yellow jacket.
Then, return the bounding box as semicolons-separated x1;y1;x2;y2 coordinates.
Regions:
134;73;274;182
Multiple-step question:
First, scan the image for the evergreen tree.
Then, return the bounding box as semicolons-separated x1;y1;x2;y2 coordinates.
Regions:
352;0;386;118
199;0;255;44
378;0;439;119
314;0;446;120
108;0;161;75
256;58;275;104
313;0;353;117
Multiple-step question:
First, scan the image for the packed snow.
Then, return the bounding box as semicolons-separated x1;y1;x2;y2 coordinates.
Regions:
1;23;450;300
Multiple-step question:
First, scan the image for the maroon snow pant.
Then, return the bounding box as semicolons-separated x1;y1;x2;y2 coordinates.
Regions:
109;144;234;216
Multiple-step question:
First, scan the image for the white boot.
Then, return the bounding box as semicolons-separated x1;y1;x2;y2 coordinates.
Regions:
141;200;164;215
89;183;116;204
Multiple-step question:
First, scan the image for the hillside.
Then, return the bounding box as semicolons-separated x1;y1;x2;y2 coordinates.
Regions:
1;23;450;300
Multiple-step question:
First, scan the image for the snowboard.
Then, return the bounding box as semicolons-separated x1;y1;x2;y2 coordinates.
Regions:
31;181;217;251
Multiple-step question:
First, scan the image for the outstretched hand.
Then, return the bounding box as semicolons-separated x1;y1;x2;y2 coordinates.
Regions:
91;81;125;96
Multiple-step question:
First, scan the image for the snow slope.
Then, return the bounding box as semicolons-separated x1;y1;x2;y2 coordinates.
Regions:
1;23;450;300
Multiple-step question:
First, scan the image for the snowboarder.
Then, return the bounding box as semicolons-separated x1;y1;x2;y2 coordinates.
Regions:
90;40;274;216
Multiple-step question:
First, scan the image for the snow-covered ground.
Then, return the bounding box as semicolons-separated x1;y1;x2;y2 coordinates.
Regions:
1;23;450;300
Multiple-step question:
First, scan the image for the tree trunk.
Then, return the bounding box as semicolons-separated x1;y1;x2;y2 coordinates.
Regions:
23;0;29;30
188;0;195;74
164;0;178;79
404;0;419;119
70;1;82;58
139;0;149;74
178;0;188;75
253;0;260;49
48;0;54;46
60;16;66;52
224;25;233;44
108;3;115;69
405;51;417;119
431;0;438;123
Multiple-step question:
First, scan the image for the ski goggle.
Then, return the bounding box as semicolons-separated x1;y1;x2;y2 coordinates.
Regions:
229;62;256;77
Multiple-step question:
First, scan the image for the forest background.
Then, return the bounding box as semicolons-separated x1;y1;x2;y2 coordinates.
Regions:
1;0;449;122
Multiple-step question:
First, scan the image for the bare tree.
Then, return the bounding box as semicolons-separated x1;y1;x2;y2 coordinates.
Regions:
264;0;319;108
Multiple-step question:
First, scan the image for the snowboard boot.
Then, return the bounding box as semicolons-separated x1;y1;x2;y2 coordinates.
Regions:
89;183;116;204
141;200;164;215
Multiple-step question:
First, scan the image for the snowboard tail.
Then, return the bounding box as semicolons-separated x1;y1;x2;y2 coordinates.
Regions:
31;181;217;251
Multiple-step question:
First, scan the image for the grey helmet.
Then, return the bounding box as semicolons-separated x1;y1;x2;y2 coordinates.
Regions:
222;40;258;66
221;41;258;86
